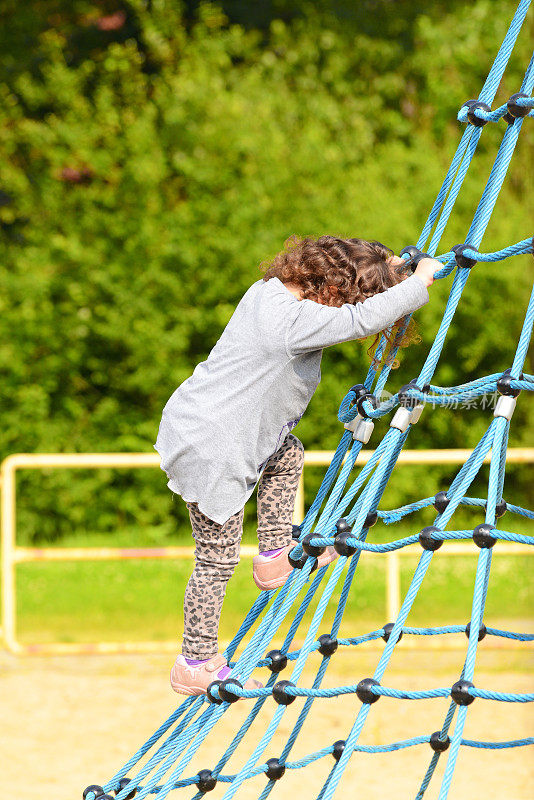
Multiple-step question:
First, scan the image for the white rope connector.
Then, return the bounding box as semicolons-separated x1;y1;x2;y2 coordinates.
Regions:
410;403;425;425
390;407;412;433
494;395;516;420
344;414;362;433
354;419;374;444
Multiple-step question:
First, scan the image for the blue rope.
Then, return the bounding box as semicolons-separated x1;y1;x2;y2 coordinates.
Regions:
98;6;534;800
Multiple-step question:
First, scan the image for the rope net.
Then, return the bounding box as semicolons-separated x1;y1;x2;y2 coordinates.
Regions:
84;3;533;799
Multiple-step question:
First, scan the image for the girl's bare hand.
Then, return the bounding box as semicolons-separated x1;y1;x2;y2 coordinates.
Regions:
414;257;442;287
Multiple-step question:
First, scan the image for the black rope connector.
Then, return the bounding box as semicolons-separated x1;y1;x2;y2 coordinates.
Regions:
399;244;419;262
206;680;224;705
398;382;421;410
472;523;496;549
348;383;368;405
429;731;451;753
317;633;338;657
265;758;286;781
433;491;450;514
356;677;380;704
291;524;302;541
465;621;487;642
496;368;523;397
272;679;296;705
115;778;136;799
302;531;326;558
332;739;346;762
334;519;356;557
382;622;403;643
506;92;530;120
399;245;431;273
288;546;317;573
335;518;351;534
485;498;507;519
84;787;104;799
364;510;378;528
266;649;288;673
452;243;478;269
356;390;378;419
196;769;217;793
462;99;477;113
451;679;475;706
218;678;243;704
464;99;491;127
419;526;443;551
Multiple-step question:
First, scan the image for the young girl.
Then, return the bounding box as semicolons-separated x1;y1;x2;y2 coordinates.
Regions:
155;235;440;696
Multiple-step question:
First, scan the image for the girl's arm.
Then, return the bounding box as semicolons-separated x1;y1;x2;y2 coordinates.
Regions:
285;273;430;355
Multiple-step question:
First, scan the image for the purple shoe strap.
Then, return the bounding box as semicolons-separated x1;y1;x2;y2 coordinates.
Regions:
184;656;209;666
217;665;232;680
260;547;285;559
184;656;231;681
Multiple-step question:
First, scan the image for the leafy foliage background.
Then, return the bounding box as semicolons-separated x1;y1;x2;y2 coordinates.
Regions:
1;1;532;543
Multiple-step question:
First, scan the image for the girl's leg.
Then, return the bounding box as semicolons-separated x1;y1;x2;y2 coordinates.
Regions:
256;433;304;553
182;502;243;660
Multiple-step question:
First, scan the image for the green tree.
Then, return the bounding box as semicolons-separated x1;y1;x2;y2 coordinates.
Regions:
0;1;531;543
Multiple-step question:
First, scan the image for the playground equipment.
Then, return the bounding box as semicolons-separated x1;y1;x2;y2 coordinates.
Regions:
82;3;533;799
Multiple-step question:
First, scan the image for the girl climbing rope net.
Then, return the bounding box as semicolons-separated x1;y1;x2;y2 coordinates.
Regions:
154;236;441;696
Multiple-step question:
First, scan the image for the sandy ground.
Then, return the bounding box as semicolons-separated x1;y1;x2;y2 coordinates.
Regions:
2;648;533;800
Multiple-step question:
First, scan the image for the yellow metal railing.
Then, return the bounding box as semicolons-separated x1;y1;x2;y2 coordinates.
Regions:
1;449;533;655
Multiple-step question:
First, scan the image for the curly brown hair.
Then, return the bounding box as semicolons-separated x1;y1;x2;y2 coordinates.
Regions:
261;235;420;367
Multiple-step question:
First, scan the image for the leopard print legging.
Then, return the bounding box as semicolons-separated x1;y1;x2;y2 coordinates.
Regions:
182;433;304;659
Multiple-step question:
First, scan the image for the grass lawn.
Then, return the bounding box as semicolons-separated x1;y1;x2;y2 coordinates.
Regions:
14;524;533;644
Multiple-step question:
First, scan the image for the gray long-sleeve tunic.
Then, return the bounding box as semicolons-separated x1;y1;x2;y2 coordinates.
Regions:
154;274;428;524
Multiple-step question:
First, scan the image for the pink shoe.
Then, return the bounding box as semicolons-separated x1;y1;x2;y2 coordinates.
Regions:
170;653;263;697
253;542;338;591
